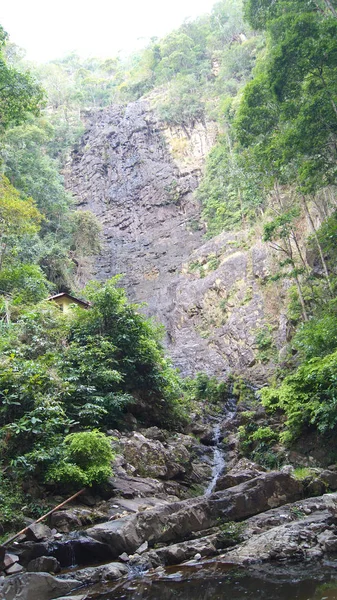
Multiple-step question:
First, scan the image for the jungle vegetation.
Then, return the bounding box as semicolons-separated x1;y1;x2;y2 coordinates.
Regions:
2;0;337;529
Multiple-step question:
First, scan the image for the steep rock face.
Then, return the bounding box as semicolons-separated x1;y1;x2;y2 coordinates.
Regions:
67;100;207;306
67;101;286;379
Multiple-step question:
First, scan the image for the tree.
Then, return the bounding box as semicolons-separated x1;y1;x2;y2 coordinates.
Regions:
237;2;337;193
198;132;265;235
263;204;309;321
0;25;44;133
0;175;42;271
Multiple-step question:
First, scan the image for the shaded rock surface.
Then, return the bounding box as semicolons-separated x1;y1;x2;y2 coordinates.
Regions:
26;556;60;574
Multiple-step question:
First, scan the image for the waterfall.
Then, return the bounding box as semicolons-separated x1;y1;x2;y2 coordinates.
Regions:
204;422;225;496
204;396;237;496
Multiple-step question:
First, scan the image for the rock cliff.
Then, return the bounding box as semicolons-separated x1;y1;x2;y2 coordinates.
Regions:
66;100;286;380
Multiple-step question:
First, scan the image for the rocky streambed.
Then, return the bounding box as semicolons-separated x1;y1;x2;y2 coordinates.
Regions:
3;417;337;600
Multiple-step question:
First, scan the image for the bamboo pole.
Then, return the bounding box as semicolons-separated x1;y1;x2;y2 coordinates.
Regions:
1;488;85;548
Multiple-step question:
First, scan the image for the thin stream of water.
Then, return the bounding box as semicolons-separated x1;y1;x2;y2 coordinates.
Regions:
204;422;225;496
204;396;237;495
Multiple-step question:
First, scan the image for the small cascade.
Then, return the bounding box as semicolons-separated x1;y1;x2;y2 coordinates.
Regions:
204;395;237;496
204;422;225;496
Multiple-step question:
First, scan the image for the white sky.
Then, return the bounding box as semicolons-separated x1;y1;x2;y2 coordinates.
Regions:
1;0;217;63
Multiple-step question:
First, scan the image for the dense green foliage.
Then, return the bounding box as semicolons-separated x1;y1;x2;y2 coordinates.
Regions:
0;27;43;132
0;279;186;478
260;208;337;444
47;430;114;488
236;0;337;193
0;26;194;529
2;0;337;528
0;39;102;298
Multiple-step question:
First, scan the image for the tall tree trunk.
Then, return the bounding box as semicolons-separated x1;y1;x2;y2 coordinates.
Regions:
301;195;333;294
294;274;309;321
284;235;309;322
323;0;337;18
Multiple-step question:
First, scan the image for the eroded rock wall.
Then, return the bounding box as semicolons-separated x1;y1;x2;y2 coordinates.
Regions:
66;100;286;380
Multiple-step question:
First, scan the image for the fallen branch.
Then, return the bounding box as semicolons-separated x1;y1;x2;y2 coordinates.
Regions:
1;488;85;547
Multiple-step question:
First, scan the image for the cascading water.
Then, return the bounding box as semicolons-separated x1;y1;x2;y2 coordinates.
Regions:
204;422;225;496
204;396;237;496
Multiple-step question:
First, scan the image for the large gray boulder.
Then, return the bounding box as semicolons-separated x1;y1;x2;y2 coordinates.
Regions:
122;432;192;480
223;510;337;564
0;573;80;600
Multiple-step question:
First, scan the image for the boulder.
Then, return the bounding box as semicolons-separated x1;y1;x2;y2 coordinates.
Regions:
69;561;128;584
17;535;114;568
47;535;114;568
122;432;192;480
147;534;219;566
141;427;168;443
5;563;24;575
305;478;326;497
320;470;337;491
27;556;60;574
0;572;80;600
187;423;214;445
223;510;337;565
4;553;19;568
106;474;166;499
25;523;53;542
215;470;262;492
49;510;82;533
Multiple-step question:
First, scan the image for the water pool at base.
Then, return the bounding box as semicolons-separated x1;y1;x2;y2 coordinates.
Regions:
86;560;337;600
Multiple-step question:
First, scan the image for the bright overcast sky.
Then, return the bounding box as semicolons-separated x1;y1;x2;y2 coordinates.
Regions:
1;0;217;63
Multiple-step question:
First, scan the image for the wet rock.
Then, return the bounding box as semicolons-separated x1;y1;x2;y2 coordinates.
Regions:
48;535;114;568
0;572;80;600
16;535;114;568
27;556;60;574
69;561;128;584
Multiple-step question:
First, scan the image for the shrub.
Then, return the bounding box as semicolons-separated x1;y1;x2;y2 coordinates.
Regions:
261;350;337;442
46;430;114;487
